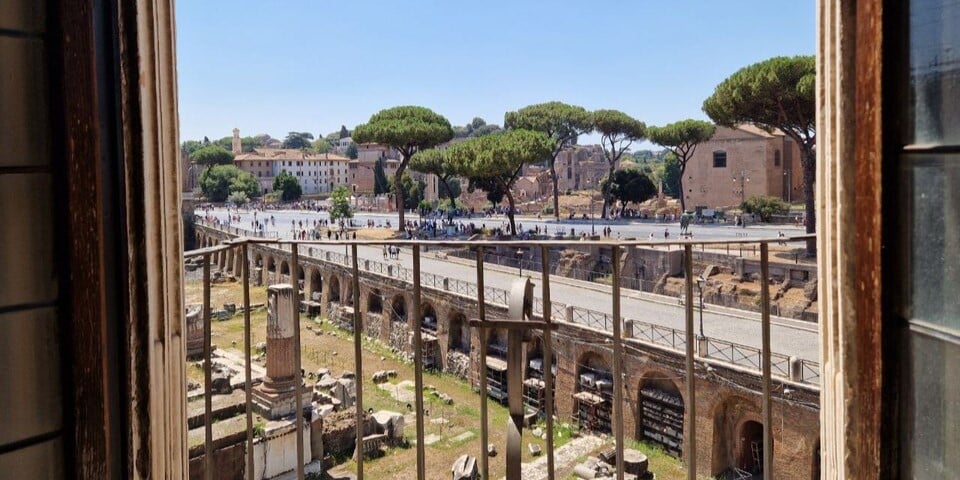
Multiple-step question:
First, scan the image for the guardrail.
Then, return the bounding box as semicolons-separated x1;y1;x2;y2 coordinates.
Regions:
188;228;819;480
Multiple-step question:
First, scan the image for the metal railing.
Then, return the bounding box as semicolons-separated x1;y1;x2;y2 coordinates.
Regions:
186;232;818;480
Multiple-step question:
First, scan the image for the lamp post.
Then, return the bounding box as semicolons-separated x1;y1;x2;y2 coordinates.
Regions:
696;276;706;339
516;248;524;277
733;170;750;205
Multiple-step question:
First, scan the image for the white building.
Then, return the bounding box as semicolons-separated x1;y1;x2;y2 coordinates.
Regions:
234;148;351;195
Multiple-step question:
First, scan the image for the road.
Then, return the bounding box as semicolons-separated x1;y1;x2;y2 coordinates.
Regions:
199;207;806;242
197;208;819;365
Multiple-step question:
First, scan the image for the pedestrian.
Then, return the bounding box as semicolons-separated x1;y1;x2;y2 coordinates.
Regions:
383;245;388;260
664;228;669;239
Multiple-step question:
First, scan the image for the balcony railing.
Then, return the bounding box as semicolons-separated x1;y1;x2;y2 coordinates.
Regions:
185;232;818;480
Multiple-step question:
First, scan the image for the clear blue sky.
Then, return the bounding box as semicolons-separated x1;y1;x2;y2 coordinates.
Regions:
176;0;814;146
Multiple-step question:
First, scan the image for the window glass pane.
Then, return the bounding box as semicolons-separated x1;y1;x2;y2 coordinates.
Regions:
907;0;960;145
898;155;960;329
899;330;960;478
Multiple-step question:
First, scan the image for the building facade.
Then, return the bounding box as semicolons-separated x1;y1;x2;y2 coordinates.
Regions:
234;148;351;196
683;125;804;209
348;158;399;195
531;145;612;193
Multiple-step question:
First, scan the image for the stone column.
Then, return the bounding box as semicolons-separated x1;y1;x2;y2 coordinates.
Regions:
263;285;297;393
253;284;309;419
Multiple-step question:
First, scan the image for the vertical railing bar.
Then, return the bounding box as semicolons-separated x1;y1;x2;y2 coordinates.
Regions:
203;254;213;480
412;245;426;480
242;244;254;480
540;245;555;480
291;244;305;480
760;243;773;478
476;246;490;480
683;245;697;480
352;244;365;480
611;245;625;480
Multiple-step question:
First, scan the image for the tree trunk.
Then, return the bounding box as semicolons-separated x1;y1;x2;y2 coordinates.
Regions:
549;161;560;221
801;147;817;256
677;161;687;213
620;201;628;217
505;187;517;236
394;164;406;231
602;164;615;219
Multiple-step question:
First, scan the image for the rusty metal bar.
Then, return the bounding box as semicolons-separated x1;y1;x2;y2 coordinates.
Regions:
611;245;625;480
683;245;697;480
242;244;254;480
759;243;773;477
412;245;426;480
291;244;305;480
352;244;365;480
203;254;213;480
540;245;555;480
476;246;490;480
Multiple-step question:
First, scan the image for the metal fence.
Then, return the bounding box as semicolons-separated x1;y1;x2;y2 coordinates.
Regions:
186;231;819;480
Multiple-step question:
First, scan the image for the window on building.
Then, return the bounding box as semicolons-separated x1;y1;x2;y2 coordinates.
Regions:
713;151;727;168
775;150;781;166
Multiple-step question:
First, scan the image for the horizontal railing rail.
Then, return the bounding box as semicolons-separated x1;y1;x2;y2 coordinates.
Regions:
186;230;818;480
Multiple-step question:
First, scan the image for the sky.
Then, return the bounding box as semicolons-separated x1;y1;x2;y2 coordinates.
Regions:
176;0;815;147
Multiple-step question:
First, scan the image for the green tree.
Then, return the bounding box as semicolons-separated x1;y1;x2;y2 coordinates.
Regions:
311;139;332;154
703;55;816;254
660;153;681;198
741;195;789;222
344;142;358;159
272;170;302;201
469;124;502;137
601;169;657;217
353;106;454;230
339;125;350;139
199;165;256;202
282;131;315;149
470;117;487;130
230;170;261;199
447;129;555;235
329;185;353;222
373;159;390;195
191;145;234;166
325;132;341;144
387;172;425;210
593;109;646;218
409;148;460;201
646;119;716;212
181;139;203;157
227;191;250;205
504;101;593;220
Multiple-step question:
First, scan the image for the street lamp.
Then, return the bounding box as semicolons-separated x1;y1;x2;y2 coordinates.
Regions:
696;276;706;339
516;248;524;277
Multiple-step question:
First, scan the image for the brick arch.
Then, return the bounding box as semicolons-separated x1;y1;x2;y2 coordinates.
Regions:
524;337;556;378
307;268;322;301
264;255;275;274
343;280;353;306
446;310;469;354
389;294;407;324
279;259;290;276
327;275;341;303
574;350;613;433
367;289;383;314
420;301;437;334
253;252;263;268
709;394;763;476
635;369;685;457
487;328;507;359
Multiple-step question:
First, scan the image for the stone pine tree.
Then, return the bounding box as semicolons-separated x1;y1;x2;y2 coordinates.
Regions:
593;109;646;218
352;106;454;230
601;169;657;217
409;148;458;201
702;55;816;255
646;119;716;213
447;129;555;235
504;102;593;221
